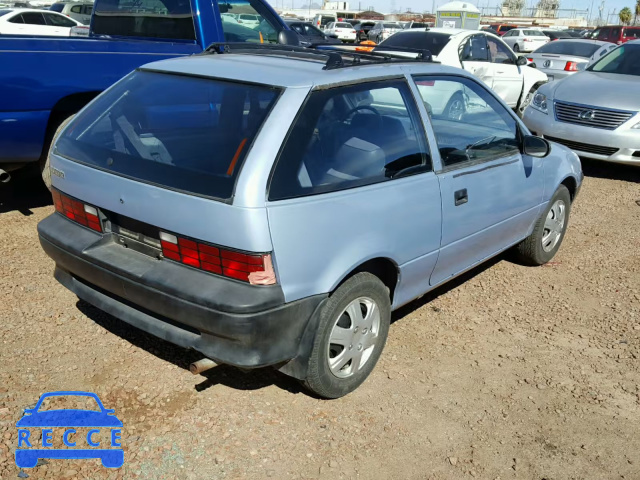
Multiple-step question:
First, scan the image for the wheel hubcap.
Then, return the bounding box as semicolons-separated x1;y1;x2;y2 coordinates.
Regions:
448;99;464;120
542;199;566;252
327;297;380;379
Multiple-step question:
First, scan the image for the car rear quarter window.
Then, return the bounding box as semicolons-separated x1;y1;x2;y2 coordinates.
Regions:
92;0;196;40
269;80;431;201
55;71;281;201
379;31;451;56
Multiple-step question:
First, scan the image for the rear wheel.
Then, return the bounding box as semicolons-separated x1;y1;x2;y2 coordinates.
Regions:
444;93;466;121
304;273;391;399
40;115;75;191
513;43;520;53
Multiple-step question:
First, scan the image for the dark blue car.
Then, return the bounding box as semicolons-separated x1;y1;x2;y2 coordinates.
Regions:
15;391;123;468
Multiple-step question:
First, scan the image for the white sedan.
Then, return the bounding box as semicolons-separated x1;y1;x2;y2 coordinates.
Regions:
324;21;357;43
501;28;549;53
378;28;548;114
0;8;81;36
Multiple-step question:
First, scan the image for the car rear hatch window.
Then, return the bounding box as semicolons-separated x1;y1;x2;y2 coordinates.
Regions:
534;41;601;57
55;70;281;201
379;31;451;56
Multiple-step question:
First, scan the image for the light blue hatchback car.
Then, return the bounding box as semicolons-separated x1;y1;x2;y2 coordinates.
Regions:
37;45;583;398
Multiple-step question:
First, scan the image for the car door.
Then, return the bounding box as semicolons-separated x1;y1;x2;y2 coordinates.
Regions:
266;79;441;308
486;35;522;107
458;34;493;86
412;74;544;287
43;12;77;35
16;12;51;36
501;30;514;48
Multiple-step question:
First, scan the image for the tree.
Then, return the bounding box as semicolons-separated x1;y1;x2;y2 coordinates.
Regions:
619;6;632;24
635;0;640;24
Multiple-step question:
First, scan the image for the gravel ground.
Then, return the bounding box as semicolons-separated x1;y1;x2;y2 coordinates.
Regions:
0;161;639;480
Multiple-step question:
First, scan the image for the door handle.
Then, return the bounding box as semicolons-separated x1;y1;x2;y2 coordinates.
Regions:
454;189;468;206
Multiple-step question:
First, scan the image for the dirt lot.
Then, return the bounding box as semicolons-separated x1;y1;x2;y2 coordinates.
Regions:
0;161;639;480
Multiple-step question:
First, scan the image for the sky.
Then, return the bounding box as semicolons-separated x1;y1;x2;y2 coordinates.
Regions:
280;0;638;19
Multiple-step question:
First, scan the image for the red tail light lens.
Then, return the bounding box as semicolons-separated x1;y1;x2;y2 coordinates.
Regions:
52;190;102;232
159;232;276;285
564;61;579;71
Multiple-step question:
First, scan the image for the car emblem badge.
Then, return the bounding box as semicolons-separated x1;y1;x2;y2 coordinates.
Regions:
543;60;551;68
578;110;596;121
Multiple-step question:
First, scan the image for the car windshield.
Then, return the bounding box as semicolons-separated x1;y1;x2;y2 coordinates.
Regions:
379;31;451;56
524;30;546;36
37;395;102;412
588;43;640;76
55;71;281;201
534;41;601;57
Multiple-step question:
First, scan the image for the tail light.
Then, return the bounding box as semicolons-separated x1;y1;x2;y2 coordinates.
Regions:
159;232;276;285
564;61;579;71
52;189;102;233
527;57;533;62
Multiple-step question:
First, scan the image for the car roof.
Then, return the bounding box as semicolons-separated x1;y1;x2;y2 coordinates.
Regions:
3;7;58;13
391;27;470;36
142;51;471;89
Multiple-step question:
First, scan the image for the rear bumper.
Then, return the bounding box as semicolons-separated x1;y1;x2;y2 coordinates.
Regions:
38;213;326;369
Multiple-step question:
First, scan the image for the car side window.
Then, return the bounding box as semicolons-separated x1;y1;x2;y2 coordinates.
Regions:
44;13;76;27
8;14;24;23
217;0;281;43
460;35;488;61
487;37;515;64
304;24;324;36
269;80;431;201
413;75;520;169
71;5;82;13
83;5;93;15
22;12;46;25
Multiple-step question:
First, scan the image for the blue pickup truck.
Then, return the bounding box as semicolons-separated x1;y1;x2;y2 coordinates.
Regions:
0;0;290;185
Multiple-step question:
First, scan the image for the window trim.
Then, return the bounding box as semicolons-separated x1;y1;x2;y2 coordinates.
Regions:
410;73;524;173
267;77;434;202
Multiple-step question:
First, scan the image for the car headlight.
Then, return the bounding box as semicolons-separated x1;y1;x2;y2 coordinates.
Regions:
531;92;548;114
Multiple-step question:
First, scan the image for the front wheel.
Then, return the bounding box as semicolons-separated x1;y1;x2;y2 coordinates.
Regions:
304;273;391;399
515;185;571;265
444;93;466;121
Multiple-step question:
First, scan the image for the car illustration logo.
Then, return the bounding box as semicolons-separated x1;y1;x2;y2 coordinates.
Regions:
578;109;596;121
543;60;551;68
15;391;124;469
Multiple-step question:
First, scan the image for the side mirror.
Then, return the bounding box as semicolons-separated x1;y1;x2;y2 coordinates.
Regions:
278;30;300;46
523;135;550;158
516;55;527;66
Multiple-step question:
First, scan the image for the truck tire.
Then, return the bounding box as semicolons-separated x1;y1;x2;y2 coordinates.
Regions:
515;185;571;266
40;115;75;191
304;272;391;399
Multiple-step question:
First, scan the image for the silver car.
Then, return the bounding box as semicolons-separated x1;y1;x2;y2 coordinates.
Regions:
528;40;617;81
38;45;582;398
523;40;640;166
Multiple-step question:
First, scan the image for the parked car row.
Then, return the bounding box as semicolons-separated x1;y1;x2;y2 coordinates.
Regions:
0;8;83;36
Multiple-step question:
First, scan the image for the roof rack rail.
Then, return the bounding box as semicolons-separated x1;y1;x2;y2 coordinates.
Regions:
202;42;436;71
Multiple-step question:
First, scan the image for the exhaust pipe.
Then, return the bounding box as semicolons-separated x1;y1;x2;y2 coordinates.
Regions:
189;358;218;375
0;169;10;183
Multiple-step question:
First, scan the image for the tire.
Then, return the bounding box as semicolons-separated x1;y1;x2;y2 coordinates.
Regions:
40;114;75;191
515;185;571;266
444;93;466;121
513;43;520;53
304;272;391;399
